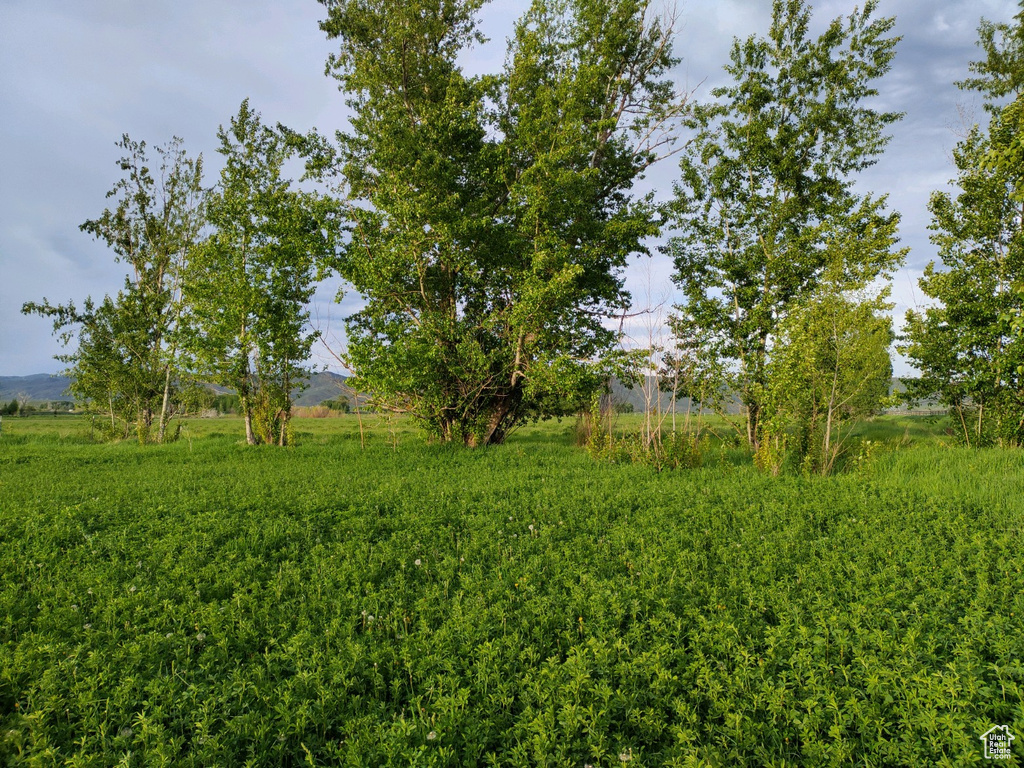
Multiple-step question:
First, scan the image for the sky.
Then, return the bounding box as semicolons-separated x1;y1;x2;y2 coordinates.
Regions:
0;0;1019;377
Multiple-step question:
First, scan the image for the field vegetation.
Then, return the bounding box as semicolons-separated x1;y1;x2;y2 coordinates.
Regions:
1;415;1021;766
6;0;1024;763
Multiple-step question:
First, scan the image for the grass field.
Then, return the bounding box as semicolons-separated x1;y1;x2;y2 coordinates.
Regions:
1;415;1021;766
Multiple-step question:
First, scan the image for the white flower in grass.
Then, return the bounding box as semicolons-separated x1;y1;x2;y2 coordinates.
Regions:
129;585;136;593
427;731;437;741
414;559;422;567
83;623;92;630
528;524;534;532
196;632;206;642
619;749;633;762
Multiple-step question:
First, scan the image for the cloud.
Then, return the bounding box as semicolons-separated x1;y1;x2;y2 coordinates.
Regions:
1;0;1020;375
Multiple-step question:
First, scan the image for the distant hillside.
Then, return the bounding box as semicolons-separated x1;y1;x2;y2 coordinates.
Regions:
0;374;73;404
0;371;353;408
293;371;353;406
609;377;739;415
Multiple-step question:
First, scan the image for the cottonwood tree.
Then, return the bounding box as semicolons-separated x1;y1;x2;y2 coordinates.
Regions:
318;0;686;445
183;100;342;446
23;136;205;441
902;5;1024;446
760;284;893;475
664;0;905;448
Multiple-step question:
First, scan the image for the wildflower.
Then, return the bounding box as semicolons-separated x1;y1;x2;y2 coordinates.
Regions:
528;524;534;531
129;585;137;593
71;604;78;611
414;559;422;567
619;749;633;762
427;731;437;741
368;615;375;621
196;632;206;642
83;623;92;630
166;632;173;638
87;588;93;595
459;557;465;563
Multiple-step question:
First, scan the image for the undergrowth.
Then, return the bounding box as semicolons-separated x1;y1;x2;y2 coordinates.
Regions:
0;418;1021;765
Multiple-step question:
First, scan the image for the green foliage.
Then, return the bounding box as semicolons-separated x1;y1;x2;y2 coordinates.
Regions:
1;399;18;416
319;0;686;445
0;419;1021;765
208;393;241;415
903;7;1024;447
958;0;1024;108
22;136;205;443
590;427;707;472
760;288;894;475
665;0;905;447
321;396;351;413
183;100;343;446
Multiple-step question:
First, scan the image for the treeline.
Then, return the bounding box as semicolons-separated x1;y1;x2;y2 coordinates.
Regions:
23;0;1024;465
0;399;74;417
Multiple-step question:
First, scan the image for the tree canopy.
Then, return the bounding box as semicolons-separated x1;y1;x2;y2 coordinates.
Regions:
22;136;205;441
902;4;1024;446
183;100;343;446
318;0;686;445
664;0;905;447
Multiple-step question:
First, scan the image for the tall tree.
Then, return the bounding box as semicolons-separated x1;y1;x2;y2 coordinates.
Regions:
760;283;893;475
318;0;686;446
23;136;205;441
902;4;1024;446
664;0;905;447
183;100;342;446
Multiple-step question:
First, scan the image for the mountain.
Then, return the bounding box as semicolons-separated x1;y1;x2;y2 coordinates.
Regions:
293;371;354;406
0;371;352;408
609;376;740;415
0;374;73;404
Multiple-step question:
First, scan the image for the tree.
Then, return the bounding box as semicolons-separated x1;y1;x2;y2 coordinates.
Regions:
22;136;205;441
182;100;342;446
759;285;893;475
664;0;905;448
902;5;1024;446
318;0;686;445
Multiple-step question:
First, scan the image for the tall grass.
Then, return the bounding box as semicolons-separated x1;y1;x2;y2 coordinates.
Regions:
0;417;1020;765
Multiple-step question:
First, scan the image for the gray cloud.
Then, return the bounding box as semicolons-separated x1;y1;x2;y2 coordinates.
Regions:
1;0;1019;377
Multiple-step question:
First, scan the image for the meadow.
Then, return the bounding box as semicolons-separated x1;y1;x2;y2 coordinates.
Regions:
0;415;1021;766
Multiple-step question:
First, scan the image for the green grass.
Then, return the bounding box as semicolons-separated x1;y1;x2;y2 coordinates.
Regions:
0;417;1021;766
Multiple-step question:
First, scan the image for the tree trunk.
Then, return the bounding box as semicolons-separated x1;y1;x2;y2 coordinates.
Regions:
241;395;257;445
476;392;522;447
157;361;174;444
278;410;288;447
745;399;760;449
